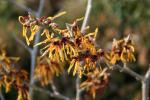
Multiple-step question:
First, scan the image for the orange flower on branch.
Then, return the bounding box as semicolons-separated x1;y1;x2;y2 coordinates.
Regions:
36;37;77;62
12;70;29;100
17;87;30;100
0;66;29;100
68;49;109;78
34;57;64;86
0;50;19;72
0;49;29;100
110;35;136;65
19;12;66;45
19;14;40;45
18;12;137;99
66;20;98;54
80;68;109;98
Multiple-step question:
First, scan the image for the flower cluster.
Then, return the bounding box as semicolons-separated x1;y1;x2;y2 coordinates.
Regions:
19;12;136;98
34;19;106;78
19;12;66;45
0;50;29;100
109;35;136;65
80;68;109;98
34;57;63;86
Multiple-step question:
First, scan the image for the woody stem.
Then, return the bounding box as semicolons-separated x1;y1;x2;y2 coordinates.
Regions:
29;0;45;100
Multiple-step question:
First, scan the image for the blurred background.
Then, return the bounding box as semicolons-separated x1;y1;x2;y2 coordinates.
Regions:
0;0;150;100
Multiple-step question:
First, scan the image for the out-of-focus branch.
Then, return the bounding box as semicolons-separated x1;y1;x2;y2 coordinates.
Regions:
76;0;93;100
50;81;59;95
115;64;150;100
115;64;144;81
76;77;86;100
36;0;45;17
29;0;45;99
76;77;81;100
81;0;92;32
0;91;5;100
145;65;150;81
7;0;36;16
51;81;71;100
12;33;32;53
142;65;150;100
33;85;70;100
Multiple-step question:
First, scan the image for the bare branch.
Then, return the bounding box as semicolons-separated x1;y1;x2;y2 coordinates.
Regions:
76;77;81;100
145;65;150;81
115;64;144;81
142;65;150;100
0;91;5;100
142;81;149;100
33;86;70;100
29;0;45;99
36;0;45;17
81;0;92;32
50;81;59;95
114;64;150;100
7;0;36;16
12;33;32;53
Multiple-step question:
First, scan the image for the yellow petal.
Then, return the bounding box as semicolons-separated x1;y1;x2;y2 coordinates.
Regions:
23;26;30;45
5;83;11;93
68;59;75;73
29;25;40;41
110;56;117;64
18;16;25;25
128;45;135;52
76;17;84;22
48;11;66;20
59;49;64;62
94;28;98;40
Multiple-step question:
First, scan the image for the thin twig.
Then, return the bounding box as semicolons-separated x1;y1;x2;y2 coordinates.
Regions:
50;81;59;95
76;77;81;100
145;65;150;81
81;0;92;32
115;64;150;100
33;86;70;100
0;91;5;100
142;65;150;100
29;0;45;99
12;33;32;53
142;81;148;100
36;0;45;17
51;81;71;100
7;0;36;16
115;64;144;81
